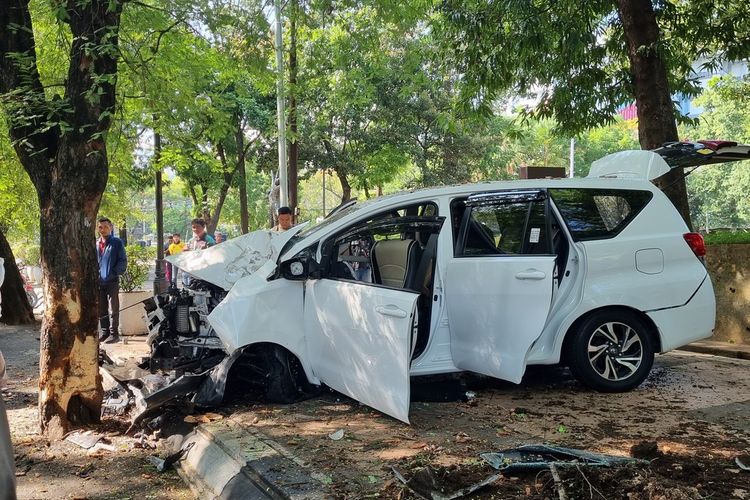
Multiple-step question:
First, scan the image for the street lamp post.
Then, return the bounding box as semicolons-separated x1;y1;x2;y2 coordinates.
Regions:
275;0;288;207
153;129;167;295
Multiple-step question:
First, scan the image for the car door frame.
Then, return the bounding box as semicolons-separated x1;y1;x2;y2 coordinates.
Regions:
445;189;557;383
304;213;445;423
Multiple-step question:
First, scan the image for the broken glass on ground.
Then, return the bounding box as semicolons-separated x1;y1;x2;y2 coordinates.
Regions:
481;444;647;471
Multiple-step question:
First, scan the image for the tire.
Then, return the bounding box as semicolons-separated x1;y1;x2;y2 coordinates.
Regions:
567;310;654;392
263;346;300;403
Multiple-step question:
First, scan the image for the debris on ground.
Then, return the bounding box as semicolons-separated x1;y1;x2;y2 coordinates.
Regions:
392;465;502;500
328;429;345;440
65;430;106;450
147;442;193;473
480;444;646;471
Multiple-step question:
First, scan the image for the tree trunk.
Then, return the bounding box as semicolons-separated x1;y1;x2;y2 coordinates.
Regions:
336;168;352;203
38;163;105;438
288;0;299;218
0;0;122;437
236;119;249;234
0;227;35;325
617;0;692;229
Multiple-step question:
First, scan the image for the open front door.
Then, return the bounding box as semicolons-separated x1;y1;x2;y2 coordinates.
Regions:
446;190;556;383
305;279;418;423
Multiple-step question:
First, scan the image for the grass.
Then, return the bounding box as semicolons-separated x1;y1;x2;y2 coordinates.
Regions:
703;229;750;245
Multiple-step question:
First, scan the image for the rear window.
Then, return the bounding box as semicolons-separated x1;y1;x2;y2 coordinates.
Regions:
549;189;652;241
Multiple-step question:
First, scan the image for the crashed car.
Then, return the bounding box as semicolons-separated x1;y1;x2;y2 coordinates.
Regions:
142;141;750;424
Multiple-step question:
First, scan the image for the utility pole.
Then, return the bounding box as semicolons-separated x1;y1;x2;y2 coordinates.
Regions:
569;138;575;178
153;128;167;295
275;0;288;207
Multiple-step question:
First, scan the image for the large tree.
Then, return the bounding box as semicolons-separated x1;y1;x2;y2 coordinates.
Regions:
0;0;123;436
437;0;750;228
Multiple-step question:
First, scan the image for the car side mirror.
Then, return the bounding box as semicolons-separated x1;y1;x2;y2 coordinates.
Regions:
281;258;309;280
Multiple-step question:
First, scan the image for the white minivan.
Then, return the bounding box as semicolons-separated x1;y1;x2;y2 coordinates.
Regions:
146;141;749;423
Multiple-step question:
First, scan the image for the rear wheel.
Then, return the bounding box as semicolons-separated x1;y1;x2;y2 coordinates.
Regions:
567;310;654;392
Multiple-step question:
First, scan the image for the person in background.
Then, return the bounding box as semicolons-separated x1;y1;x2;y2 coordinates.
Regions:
183;219;215;287
164;234;174;284
214;231;225;244
272;206;294;232
167;233;185;286
97;217;127;344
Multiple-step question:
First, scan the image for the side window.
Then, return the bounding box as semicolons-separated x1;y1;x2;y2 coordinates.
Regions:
454;194;550;256
549;189;652;241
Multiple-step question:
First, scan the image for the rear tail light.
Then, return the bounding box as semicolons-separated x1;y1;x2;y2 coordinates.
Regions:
683;232;706;259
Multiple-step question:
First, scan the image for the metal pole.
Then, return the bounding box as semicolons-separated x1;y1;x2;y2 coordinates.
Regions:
569;138;575;178
275;0;288;207
153;129;167;295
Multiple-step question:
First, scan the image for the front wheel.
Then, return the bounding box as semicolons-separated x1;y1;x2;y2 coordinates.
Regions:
567;311;655;392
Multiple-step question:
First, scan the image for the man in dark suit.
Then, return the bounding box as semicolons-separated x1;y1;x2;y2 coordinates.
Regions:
96;217;127;344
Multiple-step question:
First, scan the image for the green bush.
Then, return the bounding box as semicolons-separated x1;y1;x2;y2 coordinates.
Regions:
120;244;155;292
703;230;750;245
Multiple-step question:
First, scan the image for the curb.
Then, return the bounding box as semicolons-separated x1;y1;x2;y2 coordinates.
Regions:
678;343;750;361
177;418;328;499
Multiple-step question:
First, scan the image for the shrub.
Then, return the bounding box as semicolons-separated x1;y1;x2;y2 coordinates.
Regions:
120;244;155;292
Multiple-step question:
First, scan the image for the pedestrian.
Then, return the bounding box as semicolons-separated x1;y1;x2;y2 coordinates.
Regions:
96;217;127;344
167;232;185;286
186;218;216;251
272;206;294;232
164;234;174;284
183;219;215;287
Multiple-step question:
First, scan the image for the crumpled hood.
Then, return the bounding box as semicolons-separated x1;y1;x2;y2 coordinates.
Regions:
166;225;306;291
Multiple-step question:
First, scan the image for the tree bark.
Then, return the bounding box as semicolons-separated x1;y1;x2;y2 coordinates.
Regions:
287;0;299;218
617;0;692;229
236;118;249;234
0;227;35;325
0;0;122;437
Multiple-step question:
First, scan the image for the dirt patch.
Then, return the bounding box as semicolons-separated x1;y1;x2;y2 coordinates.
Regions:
2;324;192;500
224;352;750;499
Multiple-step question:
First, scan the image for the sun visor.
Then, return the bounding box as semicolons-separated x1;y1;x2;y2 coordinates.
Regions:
587;150;670;180
166;224;306;291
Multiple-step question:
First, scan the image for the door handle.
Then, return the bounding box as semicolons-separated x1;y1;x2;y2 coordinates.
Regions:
375;304;408;318
515;269;546;280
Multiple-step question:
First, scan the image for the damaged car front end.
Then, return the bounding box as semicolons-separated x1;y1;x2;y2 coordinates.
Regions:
109;226;312;425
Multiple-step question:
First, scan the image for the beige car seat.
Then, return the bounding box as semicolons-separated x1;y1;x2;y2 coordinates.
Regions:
371;239;420;288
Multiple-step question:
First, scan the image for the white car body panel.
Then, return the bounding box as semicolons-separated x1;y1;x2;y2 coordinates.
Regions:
587;150;670;180
305;279;418;423
647;276;716;352
167;225;305;290
446;256;556;383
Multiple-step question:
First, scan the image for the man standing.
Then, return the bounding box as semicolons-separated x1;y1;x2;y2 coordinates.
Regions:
272;206;294;232
97;217;127;344
183;219;215;288
187;218;215;251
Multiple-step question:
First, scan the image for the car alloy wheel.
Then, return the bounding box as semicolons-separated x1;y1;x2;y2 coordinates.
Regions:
586;321;643;382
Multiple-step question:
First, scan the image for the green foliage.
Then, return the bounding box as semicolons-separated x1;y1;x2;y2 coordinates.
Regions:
435;0;750;135
703;230;750;245
683;76;750;229
120;244;155;292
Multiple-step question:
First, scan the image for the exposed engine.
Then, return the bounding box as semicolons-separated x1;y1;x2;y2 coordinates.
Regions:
143;281;228;374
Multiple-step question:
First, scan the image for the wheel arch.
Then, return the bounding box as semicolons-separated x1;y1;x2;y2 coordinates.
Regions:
560;305;662;364
231;341;319;387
